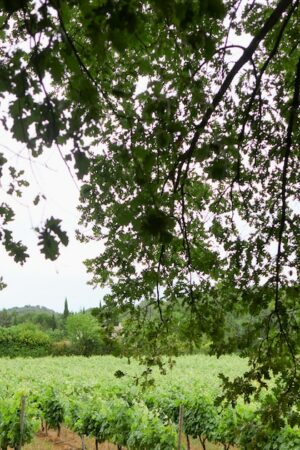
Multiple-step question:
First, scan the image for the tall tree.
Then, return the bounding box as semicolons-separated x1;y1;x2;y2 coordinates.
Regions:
0;0;299;427
50;313;57;330
63;298;69;320
0;309;12;328
66;312;103;356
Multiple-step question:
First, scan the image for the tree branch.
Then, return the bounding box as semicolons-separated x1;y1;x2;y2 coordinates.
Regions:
275;56;300;312
156;244;165;324
55;0;127;120
239;1;297;145
173;0;294;191
0;12;12;30
266;56;300;374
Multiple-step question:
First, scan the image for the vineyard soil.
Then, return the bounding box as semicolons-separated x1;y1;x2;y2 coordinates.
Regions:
20;428;233;450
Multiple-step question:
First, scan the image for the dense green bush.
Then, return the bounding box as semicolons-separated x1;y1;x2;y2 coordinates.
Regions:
275;426;300;450
51;339;73;356
66;313;104;356
0;324;50;357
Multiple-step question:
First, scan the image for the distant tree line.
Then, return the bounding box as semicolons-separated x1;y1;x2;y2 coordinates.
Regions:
0;294;270;359
0;300;122;357
0;298;215;358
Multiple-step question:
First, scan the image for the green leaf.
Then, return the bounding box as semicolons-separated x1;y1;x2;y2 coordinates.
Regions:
0;203;14;223
206;159;228;180
2;0;27;14
1;229;29;264
74;150;90;179
203;35;216;60
38;217;68;260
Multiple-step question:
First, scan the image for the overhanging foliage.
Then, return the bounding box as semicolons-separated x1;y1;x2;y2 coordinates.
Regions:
0;0;300;428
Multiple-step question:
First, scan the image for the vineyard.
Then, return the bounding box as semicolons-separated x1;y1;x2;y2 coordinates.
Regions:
0;355;299;450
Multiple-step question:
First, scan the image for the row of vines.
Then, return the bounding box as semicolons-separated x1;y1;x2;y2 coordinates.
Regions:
1;383;300;450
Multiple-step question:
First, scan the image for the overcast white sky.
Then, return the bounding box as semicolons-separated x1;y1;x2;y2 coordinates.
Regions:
0;133;106;313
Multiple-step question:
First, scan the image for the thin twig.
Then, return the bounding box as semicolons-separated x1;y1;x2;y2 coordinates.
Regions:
156;244;165;323
265;56;300;377
172;0;294;192
239;2;297;145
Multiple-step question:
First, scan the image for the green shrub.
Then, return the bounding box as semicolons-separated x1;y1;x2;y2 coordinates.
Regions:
66;313;104;356
0;324;50;357
51;339;73;356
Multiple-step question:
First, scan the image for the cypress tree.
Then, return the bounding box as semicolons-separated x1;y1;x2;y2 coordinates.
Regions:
63;299;69;320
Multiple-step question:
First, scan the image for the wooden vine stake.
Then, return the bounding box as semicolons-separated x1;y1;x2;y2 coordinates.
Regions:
18;396;26;450
177;404;184;450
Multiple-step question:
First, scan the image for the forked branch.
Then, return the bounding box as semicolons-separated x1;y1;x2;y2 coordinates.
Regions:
173;0;295;191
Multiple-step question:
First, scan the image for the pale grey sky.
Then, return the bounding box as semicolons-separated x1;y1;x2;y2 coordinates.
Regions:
0;75;149;313
0;134;106;313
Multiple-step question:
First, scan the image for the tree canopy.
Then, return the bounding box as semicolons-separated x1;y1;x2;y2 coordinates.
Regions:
0;0;300;427
66;312;104;356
